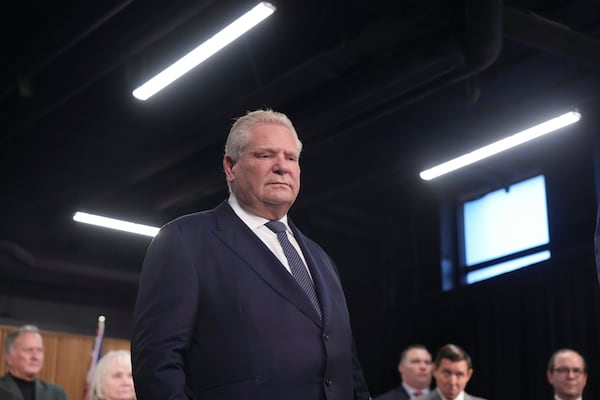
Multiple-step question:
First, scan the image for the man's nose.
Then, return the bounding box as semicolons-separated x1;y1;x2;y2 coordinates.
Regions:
273;155;291;171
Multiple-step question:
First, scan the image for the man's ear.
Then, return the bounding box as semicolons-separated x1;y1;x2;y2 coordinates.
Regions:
223;155;235;179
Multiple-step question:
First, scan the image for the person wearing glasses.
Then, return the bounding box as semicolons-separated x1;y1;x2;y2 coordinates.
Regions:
420;344;486;400
546;349;588;400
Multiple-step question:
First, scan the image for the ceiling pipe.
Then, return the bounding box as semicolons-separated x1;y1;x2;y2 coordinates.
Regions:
504;6;600;71
284;0;504;210
109;0;504;200
0;240;139;285
289;0;503;145
92;1;466;191
0;0;218;146
0;0;135;101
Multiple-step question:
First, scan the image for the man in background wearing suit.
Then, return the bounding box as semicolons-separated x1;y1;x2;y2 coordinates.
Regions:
421;344;485;400
546;349;587;400
0;325;68;400
374;344;432;400
131;109;371;400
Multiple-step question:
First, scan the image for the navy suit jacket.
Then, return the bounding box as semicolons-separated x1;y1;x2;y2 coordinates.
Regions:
132;201;370;400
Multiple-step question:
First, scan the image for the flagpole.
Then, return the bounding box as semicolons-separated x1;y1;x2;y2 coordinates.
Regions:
83;315;105;400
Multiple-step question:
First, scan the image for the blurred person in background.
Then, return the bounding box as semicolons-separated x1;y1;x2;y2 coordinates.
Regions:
0;324;67;400
375;344;433;399
547;349;587;400
87;350;135;400
422;344;485;400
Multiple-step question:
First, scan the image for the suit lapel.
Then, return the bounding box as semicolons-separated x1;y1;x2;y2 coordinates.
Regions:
35;380;45;400
289;220;342;325
212;202;322;326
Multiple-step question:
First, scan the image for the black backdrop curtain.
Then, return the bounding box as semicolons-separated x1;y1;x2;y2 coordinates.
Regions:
366;242;600;400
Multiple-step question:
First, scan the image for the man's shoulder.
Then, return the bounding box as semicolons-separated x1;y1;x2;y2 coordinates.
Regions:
464;393;487;400
420;392;440;400
373;386;409;400
0;375;66;400
0;385;19;400
37;379;65;390
0;374;15;389
158;203;225;235
36;379;67;398
168;206;219;225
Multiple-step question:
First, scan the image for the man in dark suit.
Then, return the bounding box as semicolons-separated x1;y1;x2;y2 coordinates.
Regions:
131;109;371;400
420;344;485;400
374;344;432;400
0;325;68;400
546;349;587;400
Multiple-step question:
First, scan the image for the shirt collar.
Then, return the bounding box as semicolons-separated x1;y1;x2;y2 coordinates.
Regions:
436;388;465;400
401;382;429;397
555;396;582;400
228;194;289;229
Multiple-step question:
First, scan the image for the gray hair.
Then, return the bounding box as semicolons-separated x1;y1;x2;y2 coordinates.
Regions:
87;350;135;400
224;109;302;163
4;325;41;354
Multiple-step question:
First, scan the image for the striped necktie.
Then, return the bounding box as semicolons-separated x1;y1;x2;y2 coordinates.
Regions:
266;221;322;319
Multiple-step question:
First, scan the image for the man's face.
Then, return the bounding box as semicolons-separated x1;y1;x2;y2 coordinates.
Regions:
432;359;472;400
547;351;587;400
398;348;433;390
224;122;300;220
5;332;44;381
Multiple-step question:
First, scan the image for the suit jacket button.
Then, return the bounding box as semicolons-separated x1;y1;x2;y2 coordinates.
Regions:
323;332;329;340
325;379;332;386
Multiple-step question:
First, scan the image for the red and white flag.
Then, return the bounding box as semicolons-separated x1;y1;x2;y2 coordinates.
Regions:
83;315;105;400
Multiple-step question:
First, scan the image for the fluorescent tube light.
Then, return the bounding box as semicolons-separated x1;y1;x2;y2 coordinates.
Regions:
419;111;581;181
132;1;276;101
73;211;160;237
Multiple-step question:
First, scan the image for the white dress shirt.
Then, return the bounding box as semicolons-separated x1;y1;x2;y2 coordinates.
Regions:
402;383;429;398
555;396;582;400
228;195;313;278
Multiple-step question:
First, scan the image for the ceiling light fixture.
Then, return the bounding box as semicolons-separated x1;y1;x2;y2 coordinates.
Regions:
132;1;276;101
419;110;581;181
73;211;160;237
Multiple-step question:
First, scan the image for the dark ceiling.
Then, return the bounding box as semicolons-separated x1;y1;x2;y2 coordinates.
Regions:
1;0;600;333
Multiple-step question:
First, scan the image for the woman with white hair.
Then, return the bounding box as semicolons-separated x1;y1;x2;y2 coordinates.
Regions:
87;350;135;400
